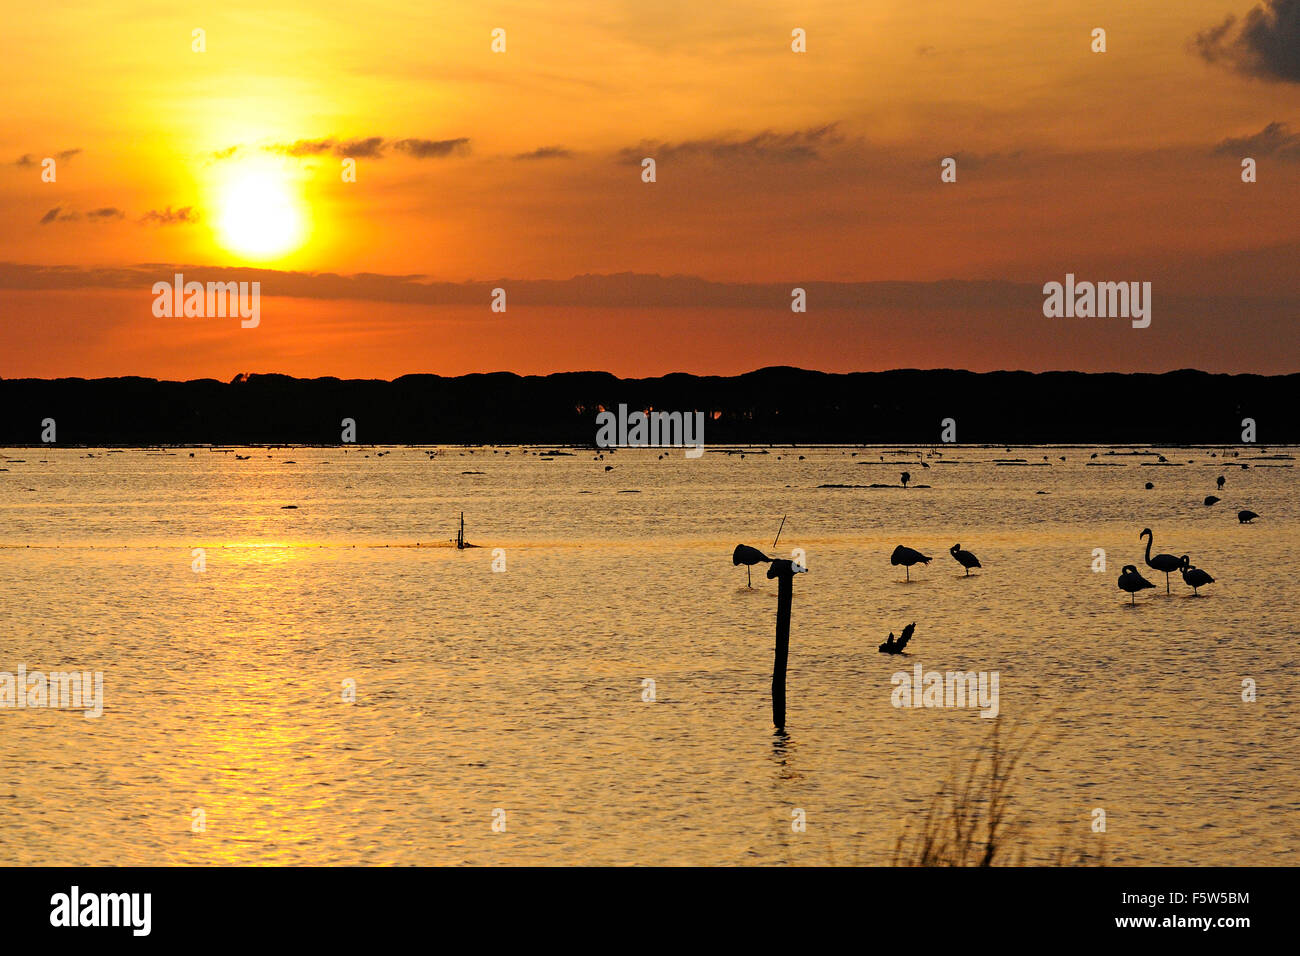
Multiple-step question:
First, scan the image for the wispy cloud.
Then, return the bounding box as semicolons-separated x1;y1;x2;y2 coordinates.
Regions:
233;136;471;160
618;125;842;164
15;148;82;166
1213;121;1300;158
514;146;574;161
390;137;470;159
140;206;199;225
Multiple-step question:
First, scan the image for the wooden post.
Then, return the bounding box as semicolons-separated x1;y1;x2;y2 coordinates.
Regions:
766;557;804;731
772;571;792;730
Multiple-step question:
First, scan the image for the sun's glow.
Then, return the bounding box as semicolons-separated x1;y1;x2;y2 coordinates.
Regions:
214;165;308;259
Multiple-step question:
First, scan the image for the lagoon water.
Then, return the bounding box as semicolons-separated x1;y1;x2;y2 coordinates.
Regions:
0;445;1295;865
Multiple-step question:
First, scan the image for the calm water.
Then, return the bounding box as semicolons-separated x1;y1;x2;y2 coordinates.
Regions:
1;445;1295;866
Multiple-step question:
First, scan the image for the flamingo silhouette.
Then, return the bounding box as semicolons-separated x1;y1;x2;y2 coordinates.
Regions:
1118;565;1155;604
949;543;981;576
890;545;931;581
1140;527;1181;594
732;543;772;588
1179;555;1215;595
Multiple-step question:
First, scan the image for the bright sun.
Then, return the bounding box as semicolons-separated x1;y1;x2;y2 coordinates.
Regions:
215;167;307;259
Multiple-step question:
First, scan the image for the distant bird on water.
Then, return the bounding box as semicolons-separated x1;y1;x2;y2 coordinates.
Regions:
891;544;931;581
1238;510;1258;524
1179;556;1215;596
1140;527;1182;594
1204;495;1220;506
878;622;916;655
949;543;981;576
732;543;773;588
1118;565;1155;604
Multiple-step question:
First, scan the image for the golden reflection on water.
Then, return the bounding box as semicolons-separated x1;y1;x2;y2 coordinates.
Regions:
0;446;1297;865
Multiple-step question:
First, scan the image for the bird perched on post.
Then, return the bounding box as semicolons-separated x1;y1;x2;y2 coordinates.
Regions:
949;543;981;576
732;543;773;588
890;544;931;581
1118;565;1155;604
767;557;808;579
878;622;915;655
1179;556;1215;596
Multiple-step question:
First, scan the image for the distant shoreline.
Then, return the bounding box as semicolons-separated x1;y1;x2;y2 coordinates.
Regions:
2;367;1297;444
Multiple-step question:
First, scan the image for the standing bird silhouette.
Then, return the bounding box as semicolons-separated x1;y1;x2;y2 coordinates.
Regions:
1118;565;1155;604
878;622;916;654
1217;475;1226;490
890;545;932;581
900;471;911;489
1179;555;1215;596
1140;527;1182;594
949;543;982;576
732;544;773;588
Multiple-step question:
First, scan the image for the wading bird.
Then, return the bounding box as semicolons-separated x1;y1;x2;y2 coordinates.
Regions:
1118;565;1155;604
732;543;773;588
890;544;931;581
1140;527;1182;594
1179;556;1215;596
949;543;981;576
1238;510;1258;524
878;622;915;655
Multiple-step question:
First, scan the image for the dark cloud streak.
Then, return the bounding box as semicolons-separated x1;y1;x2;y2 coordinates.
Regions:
1193;1;1300;82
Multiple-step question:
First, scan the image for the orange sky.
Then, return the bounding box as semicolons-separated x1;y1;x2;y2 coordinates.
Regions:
1;1;1297;378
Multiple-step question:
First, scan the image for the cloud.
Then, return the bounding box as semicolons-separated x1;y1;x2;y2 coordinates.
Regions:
514;146;574;160
337;136;386;158
0;262;1038;309
390;137;471;159
268;138;337;157
140;206;199;225
1193;1;1300;82
38;207;84;224
1213;121;1300;158
239;137;471;160
618;124;843;164
15;148;81;166
38;206;126;225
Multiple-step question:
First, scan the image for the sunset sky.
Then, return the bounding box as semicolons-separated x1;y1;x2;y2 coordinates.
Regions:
1;0;1297;379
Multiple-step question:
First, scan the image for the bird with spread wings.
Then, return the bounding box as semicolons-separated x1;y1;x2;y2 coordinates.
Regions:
878;622;916;655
